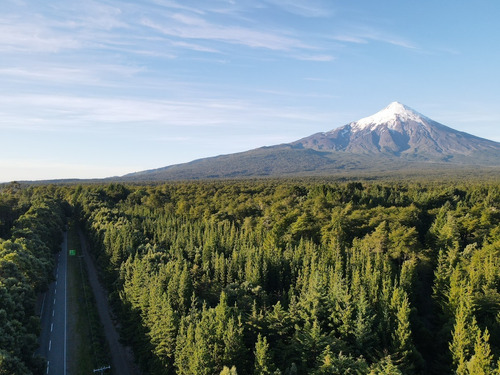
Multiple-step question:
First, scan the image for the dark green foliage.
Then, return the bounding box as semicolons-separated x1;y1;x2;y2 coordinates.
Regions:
0;186;66;374
55;180;500;374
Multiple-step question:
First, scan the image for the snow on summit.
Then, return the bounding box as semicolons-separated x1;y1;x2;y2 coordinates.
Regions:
351;102;427;131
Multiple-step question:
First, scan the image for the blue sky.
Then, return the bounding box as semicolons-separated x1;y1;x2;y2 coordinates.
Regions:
1;0;499;181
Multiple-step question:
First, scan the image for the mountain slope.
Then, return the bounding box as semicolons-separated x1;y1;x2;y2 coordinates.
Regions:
122;102;500;181
293;102;500;161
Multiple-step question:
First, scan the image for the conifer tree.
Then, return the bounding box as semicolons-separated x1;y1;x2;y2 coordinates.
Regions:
449;293;479;375
174;320;193;375
314;345;369;374
354;287;375;353
369;356;403;375
466;328;493;375
391;289;415;369
222;317;244;370
254;334;273;375
220;366;238;375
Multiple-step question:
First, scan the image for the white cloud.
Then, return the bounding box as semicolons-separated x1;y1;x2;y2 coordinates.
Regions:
331;27;417;50
0;18;81;52
141;14;310;51
1;0;325;62
0;93;335;132
149;0;206;15
265;0;333;17
170;40;219;53
0;64;145;86
72;2;127;30
296;54;335;62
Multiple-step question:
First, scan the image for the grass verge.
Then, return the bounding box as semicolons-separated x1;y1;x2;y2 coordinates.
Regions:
67;221;111;374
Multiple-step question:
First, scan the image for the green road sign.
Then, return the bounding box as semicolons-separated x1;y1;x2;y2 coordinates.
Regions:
69;249;76;256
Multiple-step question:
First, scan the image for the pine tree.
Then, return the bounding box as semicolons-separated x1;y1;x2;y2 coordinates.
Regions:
192;314;215;375
432;249;450;314
353;287;375;353
254;334;273;375
369;356;403;375
315;345;335;374
336;284;354;341
466;328;493;375
449;291;479;375
222;316;244;370
313;345;369;374
295;318;326;370
391;289;415;370
174;320;194;375
220;365;238;375
148;292;178;372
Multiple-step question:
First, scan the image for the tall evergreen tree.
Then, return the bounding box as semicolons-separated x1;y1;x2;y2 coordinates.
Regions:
254;334;273;375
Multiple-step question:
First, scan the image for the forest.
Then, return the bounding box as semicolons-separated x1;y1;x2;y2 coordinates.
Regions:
0;184;66;373
1;180;499;374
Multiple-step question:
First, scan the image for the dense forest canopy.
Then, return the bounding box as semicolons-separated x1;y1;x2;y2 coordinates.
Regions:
71;180;500;374
0;184;66;374
1;180;499;374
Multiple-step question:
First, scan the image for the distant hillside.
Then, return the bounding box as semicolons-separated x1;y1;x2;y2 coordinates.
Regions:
121;102;500;181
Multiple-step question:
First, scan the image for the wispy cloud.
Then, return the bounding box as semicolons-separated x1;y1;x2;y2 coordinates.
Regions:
255;88;338;99
1;0;325;61
265;0;333;17
331;26;417;50
149;0;206;15
0;64;145;85
51;1;127;31
0;94;335;131
295;54;335;62
141;14;309;51
170;40;219;53
0;0;418;64
0;3;165;58
0;18;81;52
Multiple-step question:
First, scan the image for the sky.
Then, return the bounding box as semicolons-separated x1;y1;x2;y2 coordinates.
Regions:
1;0;499;182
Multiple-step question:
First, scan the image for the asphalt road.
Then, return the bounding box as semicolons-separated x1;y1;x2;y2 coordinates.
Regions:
79;229;138;375
38;232;68;375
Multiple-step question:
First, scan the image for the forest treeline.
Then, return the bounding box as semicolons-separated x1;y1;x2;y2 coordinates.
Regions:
69;180;500;375
0;184;66;373
1;180;499;374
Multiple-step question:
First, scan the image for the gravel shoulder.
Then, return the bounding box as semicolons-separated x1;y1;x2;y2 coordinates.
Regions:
78;229;140;375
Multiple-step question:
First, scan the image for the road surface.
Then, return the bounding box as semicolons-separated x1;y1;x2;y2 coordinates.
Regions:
38;232;68;375
78;229;138;375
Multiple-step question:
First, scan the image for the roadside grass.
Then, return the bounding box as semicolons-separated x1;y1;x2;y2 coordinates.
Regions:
67;222;111;374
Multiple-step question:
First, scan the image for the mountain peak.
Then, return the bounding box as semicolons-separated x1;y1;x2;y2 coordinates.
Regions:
296;101;499;158
351;101;427;131
122;101;500;181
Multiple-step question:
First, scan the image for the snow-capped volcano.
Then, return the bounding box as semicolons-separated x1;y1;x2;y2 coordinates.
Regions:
351;101;427;131
293;101;500;158
122;102;500;181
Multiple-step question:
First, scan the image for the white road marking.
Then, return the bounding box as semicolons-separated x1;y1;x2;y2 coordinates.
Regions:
55;281;57;286
51;323;53;332
64;232;68;375
54;298;56;305
49;340;52;351
52;310;55;317
54;289;57;295
46;361;49;374
40;294;46;317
